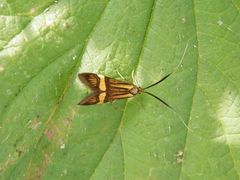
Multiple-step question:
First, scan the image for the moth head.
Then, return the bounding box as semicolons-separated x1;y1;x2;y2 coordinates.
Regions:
130;86;141;95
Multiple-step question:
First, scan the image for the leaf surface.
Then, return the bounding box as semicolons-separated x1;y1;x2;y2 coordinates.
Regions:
0;0;240;179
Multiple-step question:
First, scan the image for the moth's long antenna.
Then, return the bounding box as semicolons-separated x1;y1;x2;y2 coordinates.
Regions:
142;91;192;130
143;73;172;90
142;91;172;108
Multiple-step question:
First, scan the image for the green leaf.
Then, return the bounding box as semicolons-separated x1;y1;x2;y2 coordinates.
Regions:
0;0;240;179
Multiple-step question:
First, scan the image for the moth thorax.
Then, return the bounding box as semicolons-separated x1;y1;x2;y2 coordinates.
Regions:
130;87;139;95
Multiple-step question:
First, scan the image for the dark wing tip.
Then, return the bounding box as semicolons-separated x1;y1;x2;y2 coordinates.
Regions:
78;72;93;80
78;92;99;105
78;99;91;105
78;101;84;105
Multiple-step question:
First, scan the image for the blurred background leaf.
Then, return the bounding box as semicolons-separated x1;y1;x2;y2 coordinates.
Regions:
0;0;240;179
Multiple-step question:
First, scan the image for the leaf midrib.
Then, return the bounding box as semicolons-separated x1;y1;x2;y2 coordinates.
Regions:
88;0;157;179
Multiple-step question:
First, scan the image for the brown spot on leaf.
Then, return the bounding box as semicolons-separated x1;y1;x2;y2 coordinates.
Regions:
44;129;54;140
64;118;72;127
176;150;184;163
44;153;51;164
36;167;44;178
29;118;42;130
16;149;23;157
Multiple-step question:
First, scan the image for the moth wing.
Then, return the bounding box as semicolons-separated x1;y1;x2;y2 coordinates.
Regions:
104;77;135;102
79;92;100;105
78;73;137;104
107;92;134;102
78;73;100;91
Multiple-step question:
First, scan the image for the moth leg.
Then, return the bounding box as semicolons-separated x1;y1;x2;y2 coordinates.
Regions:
116;70;126;80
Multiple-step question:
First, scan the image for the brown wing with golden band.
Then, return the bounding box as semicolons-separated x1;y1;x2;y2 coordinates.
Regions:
78;73;136;105
78;73;107;105
78;92;107;105
78;72;172;107
78;73;100;91
104;76;135;102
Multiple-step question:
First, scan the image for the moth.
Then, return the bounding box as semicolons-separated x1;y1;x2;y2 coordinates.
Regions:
78;72;171;107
